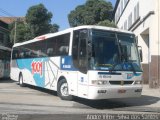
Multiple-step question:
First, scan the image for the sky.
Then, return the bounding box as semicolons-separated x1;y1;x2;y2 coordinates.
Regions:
0;0;116;30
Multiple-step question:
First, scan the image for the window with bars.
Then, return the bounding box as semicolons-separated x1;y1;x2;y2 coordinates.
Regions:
134;2;140;22
124;20;128;30
128;13;132;29
0;33;4;44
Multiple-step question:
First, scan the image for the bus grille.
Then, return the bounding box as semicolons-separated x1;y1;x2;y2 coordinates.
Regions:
109;81;134;85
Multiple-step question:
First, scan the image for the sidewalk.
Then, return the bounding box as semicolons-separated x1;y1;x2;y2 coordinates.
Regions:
141;84;160;108
105;85;160;113
142;84;160;97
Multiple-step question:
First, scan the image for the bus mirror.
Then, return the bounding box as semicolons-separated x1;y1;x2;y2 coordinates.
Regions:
138;46;143;62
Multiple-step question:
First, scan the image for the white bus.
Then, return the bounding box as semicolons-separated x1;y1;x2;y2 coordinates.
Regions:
0;45;11;79
10;26;143;100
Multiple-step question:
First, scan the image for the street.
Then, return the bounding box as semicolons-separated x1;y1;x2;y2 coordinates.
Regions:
0;79;159;120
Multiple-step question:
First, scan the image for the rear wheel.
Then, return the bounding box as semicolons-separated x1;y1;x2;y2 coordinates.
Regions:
57;79;73;100
19;73;25;87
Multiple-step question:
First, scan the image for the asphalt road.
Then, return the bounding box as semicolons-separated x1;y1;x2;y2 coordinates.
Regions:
0;79;159;120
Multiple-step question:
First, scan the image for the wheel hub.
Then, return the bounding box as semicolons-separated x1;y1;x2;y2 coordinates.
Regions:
60;83;69;96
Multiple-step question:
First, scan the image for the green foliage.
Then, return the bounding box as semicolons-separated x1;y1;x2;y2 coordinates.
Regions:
50;24;60;33
26;3;58;38
68;0;114;27
9;4;59;44
9;21;29;43
97;20;117;28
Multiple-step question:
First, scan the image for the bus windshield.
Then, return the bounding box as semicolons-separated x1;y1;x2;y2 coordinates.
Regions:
89;29;142;72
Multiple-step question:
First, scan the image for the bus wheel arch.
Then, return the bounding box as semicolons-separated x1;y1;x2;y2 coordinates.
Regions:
57;76;73;100
19;72;25;87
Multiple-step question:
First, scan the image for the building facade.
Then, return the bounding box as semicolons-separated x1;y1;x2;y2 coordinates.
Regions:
0;20;10;47
0;17;25;47
0;17;25;24
114;0;160;88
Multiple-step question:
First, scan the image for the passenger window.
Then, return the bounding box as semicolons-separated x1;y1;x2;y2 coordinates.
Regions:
47;48;53;56
46;33;70;56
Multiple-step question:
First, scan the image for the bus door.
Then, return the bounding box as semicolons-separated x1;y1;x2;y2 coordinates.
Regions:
77;30;89;98
72;29;89;97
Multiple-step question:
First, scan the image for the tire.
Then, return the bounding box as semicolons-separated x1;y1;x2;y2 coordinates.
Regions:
19;73;25;87
57;79;73;100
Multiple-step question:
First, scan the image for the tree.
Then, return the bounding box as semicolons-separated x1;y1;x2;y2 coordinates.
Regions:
97;20;117;28
68;0;116;27
26;4;59;38
50;24;59;33
9;21;29;43
9;4;59;44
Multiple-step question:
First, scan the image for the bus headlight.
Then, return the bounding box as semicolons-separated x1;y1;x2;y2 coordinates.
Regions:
134;81;142;85
92;80;108;85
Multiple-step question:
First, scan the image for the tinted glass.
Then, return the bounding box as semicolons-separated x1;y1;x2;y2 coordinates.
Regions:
0;49;11;60
12;33;70;59
90;30;119;70
47;33;70;56
72;30;79;68
90;29;142;72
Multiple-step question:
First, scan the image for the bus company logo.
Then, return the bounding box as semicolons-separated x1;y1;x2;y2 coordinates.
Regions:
31;60;43;77
122;73;133;79
127;73;133;79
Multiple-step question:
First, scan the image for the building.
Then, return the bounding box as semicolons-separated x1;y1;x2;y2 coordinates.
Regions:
0;17;25;47
0;20;10;47
0;17;25;24
114;0;160;88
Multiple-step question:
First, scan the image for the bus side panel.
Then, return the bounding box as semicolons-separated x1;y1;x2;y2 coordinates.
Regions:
10;60;20;81
68;71;78;96
77;72;89;99
14;57;61;90
4;61;10;78
57;71;78;96
60;56;78;96
44;57;61;91
16;58;47;87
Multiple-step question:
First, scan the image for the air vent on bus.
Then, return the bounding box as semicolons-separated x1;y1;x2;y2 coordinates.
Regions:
109;81;134;85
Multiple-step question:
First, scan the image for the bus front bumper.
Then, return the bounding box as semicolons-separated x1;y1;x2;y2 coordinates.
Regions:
87;85;142;100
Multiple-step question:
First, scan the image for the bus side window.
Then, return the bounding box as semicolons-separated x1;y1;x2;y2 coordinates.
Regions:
46;37;57;56
19;52;24;58
59;46;69;55
25;51;31;58
56;33;70;56
47;48;53;56
12;48;18;59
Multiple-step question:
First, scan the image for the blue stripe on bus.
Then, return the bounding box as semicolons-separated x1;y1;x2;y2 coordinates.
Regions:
17;58;49;87
60;56;77;71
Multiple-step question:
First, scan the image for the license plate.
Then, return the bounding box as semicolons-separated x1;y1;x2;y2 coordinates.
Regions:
118;89;126;93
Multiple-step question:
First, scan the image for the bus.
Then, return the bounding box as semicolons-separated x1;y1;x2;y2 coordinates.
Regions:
10;26;143;100
0;45;11;79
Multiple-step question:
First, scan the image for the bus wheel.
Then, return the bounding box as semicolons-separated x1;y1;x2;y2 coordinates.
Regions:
57;79;73;101
19;73;25;87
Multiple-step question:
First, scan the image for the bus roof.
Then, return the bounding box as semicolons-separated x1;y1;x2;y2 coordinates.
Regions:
13;25;134;47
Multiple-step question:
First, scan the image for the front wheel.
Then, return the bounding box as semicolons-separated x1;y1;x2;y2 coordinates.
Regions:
57;79;73;100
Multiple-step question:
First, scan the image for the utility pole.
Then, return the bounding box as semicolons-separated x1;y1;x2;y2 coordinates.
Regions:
14;20;17;44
